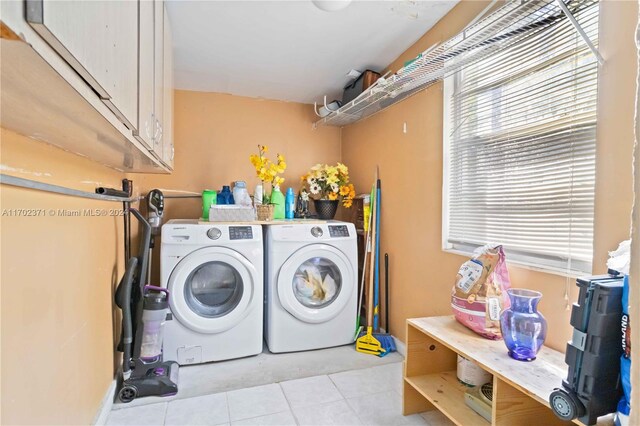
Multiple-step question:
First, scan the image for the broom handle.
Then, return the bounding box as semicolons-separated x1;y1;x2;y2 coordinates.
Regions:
356;203;373;326
367;182;378;328
373;180;381;332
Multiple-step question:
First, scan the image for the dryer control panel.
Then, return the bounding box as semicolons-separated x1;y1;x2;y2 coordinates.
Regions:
329;225;350;238
229;226;254;240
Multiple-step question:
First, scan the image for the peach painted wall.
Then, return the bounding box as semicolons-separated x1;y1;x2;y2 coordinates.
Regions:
341;0;637;352
0;128;125;424
0;91;340;424
130;90;342;283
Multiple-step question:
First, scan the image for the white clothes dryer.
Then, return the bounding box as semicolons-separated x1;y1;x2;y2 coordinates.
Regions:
161;220;263;365
264;221;357;353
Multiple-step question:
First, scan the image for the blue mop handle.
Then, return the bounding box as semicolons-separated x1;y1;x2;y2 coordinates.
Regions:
373;180;381;332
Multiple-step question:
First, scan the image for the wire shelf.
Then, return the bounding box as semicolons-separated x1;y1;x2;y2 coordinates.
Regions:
313;0;598;128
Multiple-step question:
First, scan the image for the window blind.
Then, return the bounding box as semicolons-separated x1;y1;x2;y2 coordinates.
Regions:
443;0;599;274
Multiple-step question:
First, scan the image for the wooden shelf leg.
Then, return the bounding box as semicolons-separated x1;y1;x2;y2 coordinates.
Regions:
403;377;435;415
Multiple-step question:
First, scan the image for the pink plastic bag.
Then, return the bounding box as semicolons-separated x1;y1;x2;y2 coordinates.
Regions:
451;245;511;340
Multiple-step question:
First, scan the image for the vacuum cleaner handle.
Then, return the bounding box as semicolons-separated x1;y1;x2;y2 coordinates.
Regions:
128;208;152;360
129;208;151;282
115;257;139;375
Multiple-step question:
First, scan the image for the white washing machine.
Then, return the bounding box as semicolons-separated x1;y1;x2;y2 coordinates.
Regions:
161;220;263;365
264;221;357;353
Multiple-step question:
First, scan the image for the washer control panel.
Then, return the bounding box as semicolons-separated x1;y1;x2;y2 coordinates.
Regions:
206;228;222;240
329;225;350;238
229;226;253;240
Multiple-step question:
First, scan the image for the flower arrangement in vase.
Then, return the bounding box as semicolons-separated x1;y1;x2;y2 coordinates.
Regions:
301;163;355;220
249;145;287;218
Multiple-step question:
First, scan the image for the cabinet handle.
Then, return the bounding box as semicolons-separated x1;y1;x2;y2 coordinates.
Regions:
157;121;163;145
171;144;174;161
145;117;152;141
153;118;161;144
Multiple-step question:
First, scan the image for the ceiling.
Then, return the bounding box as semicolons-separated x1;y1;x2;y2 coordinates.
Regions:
166;0;458;104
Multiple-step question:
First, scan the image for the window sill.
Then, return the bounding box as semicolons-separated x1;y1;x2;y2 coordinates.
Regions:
441;247;590;278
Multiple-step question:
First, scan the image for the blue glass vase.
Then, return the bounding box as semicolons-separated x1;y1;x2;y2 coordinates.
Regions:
500;289;547;361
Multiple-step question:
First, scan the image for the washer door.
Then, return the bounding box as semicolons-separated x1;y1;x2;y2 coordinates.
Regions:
277;244;354;324
168;246;255;333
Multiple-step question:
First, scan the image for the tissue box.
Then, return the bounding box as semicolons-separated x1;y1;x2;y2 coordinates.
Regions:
209;205;256;222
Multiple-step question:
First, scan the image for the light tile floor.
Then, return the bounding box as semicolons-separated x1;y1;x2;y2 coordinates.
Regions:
106;362;454;426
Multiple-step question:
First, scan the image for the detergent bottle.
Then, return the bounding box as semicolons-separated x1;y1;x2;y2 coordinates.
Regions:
270;186;285;219
217;186;234;204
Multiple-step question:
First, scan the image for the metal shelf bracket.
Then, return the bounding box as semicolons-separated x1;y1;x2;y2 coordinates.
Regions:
555;0;604;65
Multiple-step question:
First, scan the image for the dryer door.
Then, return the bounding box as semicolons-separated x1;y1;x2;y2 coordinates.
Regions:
277;244;354;324
168;246;256;333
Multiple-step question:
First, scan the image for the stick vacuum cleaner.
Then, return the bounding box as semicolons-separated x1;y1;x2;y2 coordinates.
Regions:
115;208;178;403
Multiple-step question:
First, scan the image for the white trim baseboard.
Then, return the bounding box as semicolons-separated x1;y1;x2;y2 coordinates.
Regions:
393;335;406;357
93;379;117;425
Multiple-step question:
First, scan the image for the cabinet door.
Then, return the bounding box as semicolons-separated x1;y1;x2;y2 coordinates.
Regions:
153;0;164;155
135;0;155;150
26;0;138;130
162;5;174;169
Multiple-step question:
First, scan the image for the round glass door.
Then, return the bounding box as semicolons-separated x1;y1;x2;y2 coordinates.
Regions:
168;246;256;334
277;244;354;324
292;257;342;309
185;261;244;318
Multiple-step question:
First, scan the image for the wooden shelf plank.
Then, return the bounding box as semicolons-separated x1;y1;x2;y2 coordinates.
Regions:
407;316;566;408
405;371;489;426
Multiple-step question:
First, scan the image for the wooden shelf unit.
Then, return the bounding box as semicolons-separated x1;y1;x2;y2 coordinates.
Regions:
403;316;608;426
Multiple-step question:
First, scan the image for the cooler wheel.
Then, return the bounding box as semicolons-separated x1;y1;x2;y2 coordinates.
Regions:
549;388;584;421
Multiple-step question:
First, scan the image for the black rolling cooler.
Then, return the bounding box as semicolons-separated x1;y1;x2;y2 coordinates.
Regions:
550;273;625;425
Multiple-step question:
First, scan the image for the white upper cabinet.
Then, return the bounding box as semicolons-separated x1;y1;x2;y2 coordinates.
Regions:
162;6;174;168
2;0;174;171
136;0;156;150
25;0;139;131
154;0;164;152
135;0;165;157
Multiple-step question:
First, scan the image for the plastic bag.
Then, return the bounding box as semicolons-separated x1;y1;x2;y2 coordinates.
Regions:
608;240;631;275
451;244;511;340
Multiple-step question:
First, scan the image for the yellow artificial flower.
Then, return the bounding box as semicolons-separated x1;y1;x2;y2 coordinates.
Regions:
343;199;353;208
337;162;348;175
328;192;338;200
261;145;269;153
339;185;350;196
